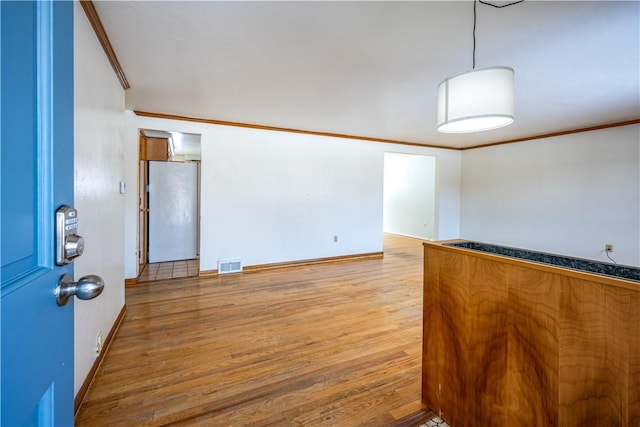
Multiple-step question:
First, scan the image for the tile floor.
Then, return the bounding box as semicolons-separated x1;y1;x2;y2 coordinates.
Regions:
138;259;199;282
419;415;451;427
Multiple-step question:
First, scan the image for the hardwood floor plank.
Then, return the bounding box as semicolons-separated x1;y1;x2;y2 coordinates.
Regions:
75;234;424;426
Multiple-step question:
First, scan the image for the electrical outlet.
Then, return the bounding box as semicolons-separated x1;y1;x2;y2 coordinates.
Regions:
333;235;338;243
605;244;613;252
96;331;104;355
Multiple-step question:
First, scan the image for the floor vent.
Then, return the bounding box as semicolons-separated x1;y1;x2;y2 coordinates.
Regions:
218;259;242;274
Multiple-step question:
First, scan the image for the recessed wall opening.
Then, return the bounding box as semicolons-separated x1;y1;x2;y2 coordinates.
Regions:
383;152;437;241
137;129;202;281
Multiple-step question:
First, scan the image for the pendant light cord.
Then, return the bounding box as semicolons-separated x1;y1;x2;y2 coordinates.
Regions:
473;0;525;69
473;0;477;69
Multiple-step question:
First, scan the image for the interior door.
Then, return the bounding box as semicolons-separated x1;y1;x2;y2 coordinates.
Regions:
138;153;148;275
1;1;75;425
148;161;199;263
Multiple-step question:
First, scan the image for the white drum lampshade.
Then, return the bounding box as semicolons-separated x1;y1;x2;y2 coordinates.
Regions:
437;66;514;133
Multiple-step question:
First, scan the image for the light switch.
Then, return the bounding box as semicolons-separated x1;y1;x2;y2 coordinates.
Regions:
119;181;127;194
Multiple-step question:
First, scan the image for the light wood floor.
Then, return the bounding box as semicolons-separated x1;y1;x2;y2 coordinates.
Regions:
76;234;425;426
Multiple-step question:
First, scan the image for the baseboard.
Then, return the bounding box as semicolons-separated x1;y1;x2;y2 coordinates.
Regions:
245;251;384;273
199;269;218;277
74;304;127;415
124;278;137;287
198;252;383;278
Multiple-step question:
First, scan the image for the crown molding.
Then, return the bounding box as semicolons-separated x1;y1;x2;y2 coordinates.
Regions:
134;111;640;151
133;110;460;150
80;0;130;90
467;119;640;150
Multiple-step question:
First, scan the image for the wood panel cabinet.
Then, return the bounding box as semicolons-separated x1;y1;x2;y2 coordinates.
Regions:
140;135;168;161
422;242;640;426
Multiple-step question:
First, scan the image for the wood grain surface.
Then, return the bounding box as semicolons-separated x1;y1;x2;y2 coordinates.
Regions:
467;258;509;426
630;292;640;425
506;267;560;426
423;242;640;426
559;279;628;426
75;234;424;426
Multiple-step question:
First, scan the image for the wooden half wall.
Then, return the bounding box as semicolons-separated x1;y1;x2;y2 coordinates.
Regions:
422;242;639;426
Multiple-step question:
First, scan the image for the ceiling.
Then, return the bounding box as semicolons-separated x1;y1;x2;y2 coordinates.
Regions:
94;1;640;149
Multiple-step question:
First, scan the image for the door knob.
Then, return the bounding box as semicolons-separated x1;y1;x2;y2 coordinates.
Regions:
56;274;104;306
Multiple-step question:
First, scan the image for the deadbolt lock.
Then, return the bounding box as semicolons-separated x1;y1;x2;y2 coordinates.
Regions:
56;205;85;265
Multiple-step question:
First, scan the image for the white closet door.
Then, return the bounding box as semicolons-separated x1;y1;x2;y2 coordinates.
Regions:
148;161;198;262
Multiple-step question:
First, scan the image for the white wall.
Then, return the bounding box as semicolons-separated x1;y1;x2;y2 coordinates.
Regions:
460;124;640;266
200;126;384;268
73;2;126;396
383;153;437;240
124;113;461;277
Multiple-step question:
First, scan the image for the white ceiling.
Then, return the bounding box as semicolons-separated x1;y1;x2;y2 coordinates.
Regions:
95;1;640;149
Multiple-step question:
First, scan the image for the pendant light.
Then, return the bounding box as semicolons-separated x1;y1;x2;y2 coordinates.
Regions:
437;0;522;133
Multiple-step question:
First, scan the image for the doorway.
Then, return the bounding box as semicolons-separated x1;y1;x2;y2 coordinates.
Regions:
383;152;437;241
137;129;202;281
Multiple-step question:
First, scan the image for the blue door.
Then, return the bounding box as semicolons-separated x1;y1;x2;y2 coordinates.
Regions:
1;1;75;425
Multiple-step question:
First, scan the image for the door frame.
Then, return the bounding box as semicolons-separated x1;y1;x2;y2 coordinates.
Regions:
137;132;149;276
137;130;202;273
